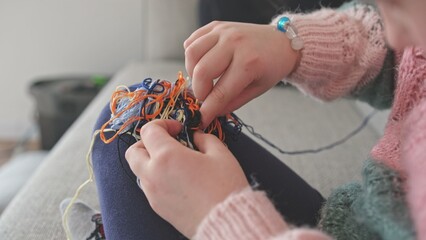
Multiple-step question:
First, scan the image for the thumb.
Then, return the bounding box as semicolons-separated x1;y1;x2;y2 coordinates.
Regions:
199;108;216;129
142;119;183;137
153;119;183;137
192;131;226;154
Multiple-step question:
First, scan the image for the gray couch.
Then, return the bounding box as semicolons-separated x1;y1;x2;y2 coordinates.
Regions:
0;0;387;239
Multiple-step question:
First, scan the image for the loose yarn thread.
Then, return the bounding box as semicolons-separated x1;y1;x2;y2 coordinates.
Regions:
99;72;240;147
62;73;240;240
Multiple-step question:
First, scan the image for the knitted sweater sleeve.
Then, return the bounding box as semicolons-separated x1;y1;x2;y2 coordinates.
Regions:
193;188;332;240
271;2;395;109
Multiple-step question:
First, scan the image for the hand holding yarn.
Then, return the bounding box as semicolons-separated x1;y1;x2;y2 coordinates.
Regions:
125;119;249;238
184;21;301;127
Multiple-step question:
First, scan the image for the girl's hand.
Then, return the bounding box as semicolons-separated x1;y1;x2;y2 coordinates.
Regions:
125;119;249;237
184;21;300;127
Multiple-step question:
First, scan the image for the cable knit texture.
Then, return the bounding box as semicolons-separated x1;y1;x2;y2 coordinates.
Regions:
194;2;426;239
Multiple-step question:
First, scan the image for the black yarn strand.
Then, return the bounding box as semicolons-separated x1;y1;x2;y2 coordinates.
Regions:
238;110;377;155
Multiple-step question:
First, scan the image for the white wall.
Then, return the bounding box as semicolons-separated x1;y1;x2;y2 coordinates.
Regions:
0;0;143;140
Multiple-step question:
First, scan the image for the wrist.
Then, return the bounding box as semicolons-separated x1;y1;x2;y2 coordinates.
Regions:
275;16;303;75
273;29;301;78
268;22;302;80
276;16;304;51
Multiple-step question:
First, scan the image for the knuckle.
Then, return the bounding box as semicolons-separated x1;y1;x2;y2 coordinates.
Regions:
140;123;156;140
198;132;216;144
124;146;134;161
229;31;244;43
206;133;220;142
211;84;226;103
154;148;172;166
184;44;198;61
209;20;222;28
243;55;262;72
125;143;144;161
193;64;207;80
223;28;245;45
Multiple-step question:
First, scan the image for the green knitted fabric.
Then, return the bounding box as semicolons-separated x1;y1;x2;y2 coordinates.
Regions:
319;159;415;240
336;1;396;110
349;49;397;110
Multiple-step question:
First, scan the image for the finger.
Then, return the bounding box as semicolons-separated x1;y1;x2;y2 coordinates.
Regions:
199;61;252;128
219;85;265;115
183;21;220;49
185;33;219;77
192;131;227;154
191;43;233;101
140;119;183;154
125;141;150;177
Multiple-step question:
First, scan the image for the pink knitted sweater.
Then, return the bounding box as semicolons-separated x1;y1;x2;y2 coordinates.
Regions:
194;3;426;240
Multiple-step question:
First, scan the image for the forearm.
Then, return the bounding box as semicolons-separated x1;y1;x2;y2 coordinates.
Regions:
272;2;392;103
